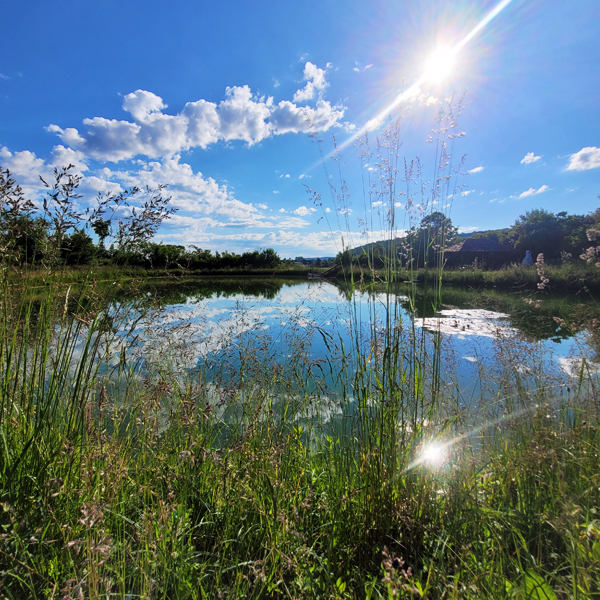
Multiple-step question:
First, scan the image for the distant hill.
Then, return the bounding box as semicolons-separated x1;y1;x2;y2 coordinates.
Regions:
347;229;515;256
348;237;404;256
457;229;513;241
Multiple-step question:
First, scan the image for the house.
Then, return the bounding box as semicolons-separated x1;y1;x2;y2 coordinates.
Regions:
444;238;517;268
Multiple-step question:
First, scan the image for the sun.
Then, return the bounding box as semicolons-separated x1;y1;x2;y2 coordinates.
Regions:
423;47;456;84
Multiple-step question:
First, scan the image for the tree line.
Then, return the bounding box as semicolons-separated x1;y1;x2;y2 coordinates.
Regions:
0;166;281;270
470;207;600;263
335;206;600;269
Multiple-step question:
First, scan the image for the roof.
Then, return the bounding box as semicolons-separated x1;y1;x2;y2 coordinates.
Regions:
445;238;515;253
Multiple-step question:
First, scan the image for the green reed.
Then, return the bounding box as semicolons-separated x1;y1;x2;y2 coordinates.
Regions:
0;271;599;598
1;103;599;598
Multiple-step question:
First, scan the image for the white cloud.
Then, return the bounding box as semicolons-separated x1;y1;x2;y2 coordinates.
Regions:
1;146;265;229
416;94;439;107
518;184;550;198
521;152;541;164
278;208;286;213
461;189;475;196
81;176;123;195
276;217;312;228
110;155;254;219
279;173;290;178
365;116;383;131
122;89;167;122
353;62;373;73
372;201;383;207
293;206;317;216
270;99;343;135
47;84;345;163
468;166;484;173
49;145;89;174
215;85;272;144
566;146;600;171
0;146;54;199
293;62;328;103
1;146;50;183
273;190;280;194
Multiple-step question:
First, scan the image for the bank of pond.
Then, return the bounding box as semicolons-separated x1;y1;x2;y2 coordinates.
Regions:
1;275;599;598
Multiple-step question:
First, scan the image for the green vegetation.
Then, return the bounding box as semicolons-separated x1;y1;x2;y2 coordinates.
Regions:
2;105;600;599
0;167;284;273
335;207;600;277
2;252;600;599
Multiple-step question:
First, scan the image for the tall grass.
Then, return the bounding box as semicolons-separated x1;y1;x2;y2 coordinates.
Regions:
1;104;600;599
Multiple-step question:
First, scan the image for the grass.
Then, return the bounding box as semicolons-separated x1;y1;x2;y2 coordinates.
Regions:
4;263;322;293
1;256;599;599
327;263;600;292
420;262;600;292
2;104;600;599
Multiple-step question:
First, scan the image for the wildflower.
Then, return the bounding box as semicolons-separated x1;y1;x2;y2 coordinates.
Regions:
536;253;549;289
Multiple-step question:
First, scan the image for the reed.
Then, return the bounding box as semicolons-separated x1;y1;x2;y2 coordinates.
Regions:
1;102;599;599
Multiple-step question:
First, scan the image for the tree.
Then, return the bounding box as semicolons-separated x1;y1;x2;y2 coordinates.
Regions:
92;219;110;249
145;243;186;268
255;248;281;268
61;229;96;266
113;185;177;254
40;166;86;265
419;211;458;246
511;209;562;260
0;168;47;264
1;165;178;268
402;211;458;269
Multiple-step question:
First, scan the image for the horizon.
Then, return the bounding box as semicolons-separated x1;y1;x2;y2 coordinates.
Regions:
1;0;599;259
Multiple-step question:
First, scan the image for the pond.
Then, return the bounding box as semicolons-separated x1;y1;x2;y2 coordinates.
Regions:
103;277;599;422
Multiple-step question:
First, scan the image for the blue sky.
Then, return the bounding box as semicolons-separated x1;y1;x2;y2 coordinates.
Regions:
1;0;599;257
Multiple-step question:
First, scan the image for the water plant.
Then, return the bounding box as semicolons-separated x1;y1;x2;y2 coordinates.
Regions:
1;100;599;600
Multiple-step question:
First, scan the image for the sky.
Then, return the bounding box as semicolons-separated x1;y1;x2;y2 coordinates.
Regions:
1;0;599;258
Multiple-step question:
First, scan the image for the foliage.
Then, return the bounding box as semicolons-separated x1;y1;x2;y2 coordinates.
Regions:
336;212;459;270
60;228;97;266
2;97;599;599
471;208;597;264
0;274;598;599
0;169;45;265
1;166;287;273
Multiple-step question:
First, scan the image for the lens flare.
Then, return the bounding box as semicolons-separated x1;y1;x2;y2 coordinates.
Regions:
307;0;515;169
420;441;448;468
423;47;456;84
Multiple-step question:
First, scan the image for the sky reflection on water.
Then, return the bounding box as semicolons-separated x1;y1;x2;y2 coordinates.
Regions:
108;279;597;395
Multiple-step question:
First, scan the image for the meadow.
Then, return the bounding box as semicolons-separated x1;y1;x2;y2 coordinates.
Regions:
1;109;600;600
1;260;599;600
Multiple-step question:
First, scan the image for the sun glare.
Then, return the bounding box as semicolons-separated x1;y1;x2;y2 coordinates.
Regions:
420;441;448;468
423;47;456;84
